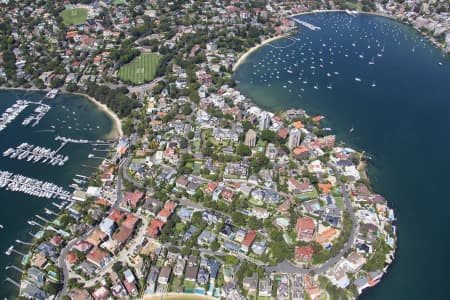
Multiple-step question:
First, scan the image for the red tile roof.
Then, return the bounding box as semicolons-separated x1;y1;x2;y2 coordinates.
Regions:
242;230;256;248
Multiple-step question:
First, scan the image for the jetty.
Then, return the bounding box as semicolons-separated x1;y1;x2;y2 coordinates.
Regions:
21;103;51;127
3;142;69;166
0;100;29;133
0;170;71;200
291;19;321;31
55;136;89;144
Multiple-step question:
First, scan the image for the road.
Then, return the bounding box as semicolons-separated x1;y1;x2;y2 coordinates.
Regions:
56;161;124;299
266;163;358;275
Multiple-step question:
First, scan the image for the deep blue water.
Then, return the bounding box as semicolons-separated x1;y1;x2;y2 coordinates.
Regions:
235;12;450;299
0;90;114;298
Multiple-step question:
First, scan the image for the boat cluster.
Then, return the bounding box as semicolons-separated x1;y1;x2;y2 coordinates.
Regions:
0;170;71;200
0;100;29;132
22;104;51;127
55;136;89;144
3;142;69;166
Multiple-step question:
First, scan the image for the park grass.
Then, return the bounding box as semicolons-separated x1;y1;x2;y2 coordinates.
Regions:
335;196;344;209
118;53;160;85
60;8;88;25
113;0;127;5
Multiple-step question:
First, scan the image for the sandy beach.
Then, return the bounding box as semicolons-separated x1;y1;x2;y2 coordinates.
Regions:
73;92;123;138
143;293;215;300
233;34;289;71
0;87;123;138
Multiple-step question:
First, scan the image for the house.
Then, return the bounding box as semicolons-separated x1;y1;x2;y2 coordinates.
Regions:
197;267;209;285
142;196;163;216
241;230;257;253
173;258;186;276
243;273;258;294
158;267;172;285
66;253;78;265
68;289;91;300
177;207;194;223
185;265;199;282
146;219;165;237
327;267;350;289
123;269;138;296
296;217;316;241
288;178;313;194
207;259;221;280
92;286;110;300
86;247;110;268
99;218;116;236
26;267;45;288
342;252;367;273
123;191;144;208
251;240;267;255
86;229;107;247
176;175;189;189
197;229;216;246
316;228;339;247
107;209;125;223
295;246;314;262
73;240;93;253
223;241;240;253
259;279;272;297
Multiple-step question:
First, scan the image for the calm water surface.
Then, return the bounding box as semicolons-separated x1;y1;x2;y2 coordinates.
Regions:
235;12;450;300
0;90;114;298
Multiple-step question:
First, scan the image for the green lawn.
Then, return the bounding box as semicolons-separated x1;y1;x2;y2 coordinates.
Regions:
113;0;127;5
60;8;88;25
183;280;196;291
118;53;160;84
335;197;344;209
170;276;183;292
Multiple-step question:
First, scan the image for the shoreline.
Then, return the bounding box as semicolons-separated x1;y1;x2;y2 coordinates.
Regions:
232;34;290;71
0;87;122;138
233;9;447;72
72;92;123;138
232;11;397;296
143;293;215;300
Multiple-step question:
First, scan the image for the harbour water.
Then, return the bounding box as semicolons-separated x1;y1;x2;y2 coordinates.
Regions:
0;90;115;298
234;12;450;299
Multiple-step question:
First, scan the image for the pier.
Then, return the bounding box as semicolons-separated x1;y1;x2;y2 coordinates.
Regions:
5;246;26;257
4;277;20;288
55;136;89;144
35;214;50;223
3;141;69;166
21;103;51;127
5;265;24;273
291;19;321;31
0;170;71;201
0;100;29;133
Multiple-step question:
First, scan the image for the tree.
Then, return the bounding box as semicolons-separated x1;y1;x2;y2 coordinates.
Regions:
210;239;220;251
236;143;251;156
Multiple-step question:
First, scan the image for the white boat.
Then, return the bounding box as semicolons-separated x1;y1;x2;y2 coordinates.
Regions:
314;83;319;90
369;57;375;65
45;89;59;99
372;81;376;87
355;77;362;82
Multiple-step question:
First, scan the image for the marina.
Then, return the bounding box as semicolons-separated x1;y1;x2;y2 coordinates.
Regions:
0;170;71;200
235;11;450;300
0;100;28;132
21;103;51;127
2;142;69;166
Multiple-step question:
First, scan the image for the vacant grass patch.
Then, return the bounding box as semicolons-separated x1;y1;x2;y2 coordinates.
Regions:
60;8;88;25
118;53;160;85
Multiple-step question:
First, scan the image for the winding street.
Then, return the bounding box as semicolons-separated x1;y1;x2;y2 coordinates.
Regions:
265;163;358;275
56;161;124;300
